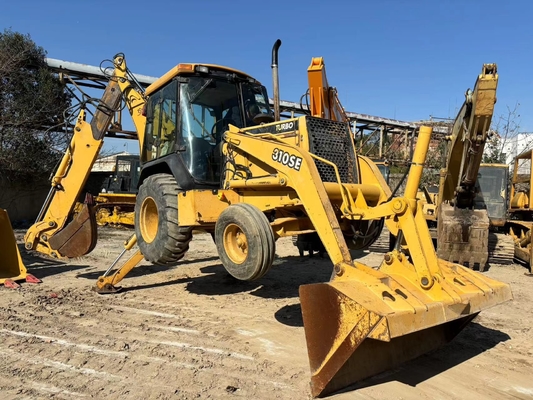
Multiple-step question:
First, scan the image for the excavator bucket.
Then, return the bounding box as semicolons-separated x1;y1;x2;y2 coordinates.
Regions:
299;263;512;397
0;208;29;285
437;204;490;270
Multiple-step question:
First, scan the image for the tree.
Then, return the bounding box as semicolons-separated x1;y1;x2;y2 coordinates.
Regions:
483;130;506;164
0;28;71;185
483;102;524;164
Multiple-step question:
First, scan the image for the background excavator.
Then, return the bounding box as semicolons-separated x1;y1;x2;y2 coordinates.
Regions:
2;41;512;397
421;63;514;270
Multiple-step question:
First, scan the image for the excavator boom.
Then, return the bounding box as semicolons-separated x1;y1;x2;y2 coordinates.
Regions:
438;63;498;207
307;57;348;122
433;64;512;269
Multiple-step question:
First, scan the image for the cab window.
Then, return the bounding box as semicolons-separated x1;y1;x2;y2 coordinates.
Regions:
143;80;178;162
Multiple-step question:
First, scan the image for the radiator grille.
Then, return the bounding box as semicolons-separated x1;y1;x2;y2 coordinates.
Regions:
306;117;358;183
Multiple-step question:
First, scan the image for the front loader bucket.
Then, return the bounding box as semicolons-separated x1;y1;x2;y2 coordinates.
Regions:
0;209;28;284
299;260;512;397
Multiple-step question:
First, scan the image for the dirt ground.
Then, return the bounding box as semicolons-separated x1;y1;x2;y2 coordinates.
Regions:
1;227;532;400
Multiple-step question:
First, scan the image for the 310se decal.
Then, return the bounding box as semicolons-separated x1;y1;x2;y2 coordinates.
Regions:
272;148;303;171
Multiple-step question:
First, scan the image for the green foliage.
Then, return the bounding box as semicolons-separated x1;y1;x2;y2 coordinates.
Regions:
483;103;521;164
0;28;71;186
483;132;506;164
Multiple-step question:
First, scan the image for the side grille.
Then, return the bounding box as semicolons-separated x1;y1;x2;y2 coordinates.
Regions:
306;117;358;184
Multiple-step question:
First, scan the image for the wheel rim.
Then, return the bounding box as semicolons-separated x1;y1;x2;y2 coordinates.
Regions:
139;196;158;244
223;223;248;264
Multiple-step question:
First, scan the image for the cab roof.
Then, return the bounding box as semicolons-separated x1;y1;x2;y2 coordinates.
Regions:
145;63;257;96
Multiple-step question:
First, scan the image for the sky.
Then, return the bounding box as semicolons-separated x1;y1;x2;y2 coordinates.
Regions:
2;0;533;153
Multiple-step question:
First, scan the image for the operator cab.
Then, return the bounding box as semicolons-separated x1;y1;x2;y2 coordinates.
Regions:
141;63;274;188
101;155;141;194
474;164;509;226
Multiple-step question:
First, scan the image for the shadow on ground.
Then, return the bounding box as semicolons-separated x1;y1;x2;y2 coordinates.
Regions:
17;245;90;279
93;254;335;300
186;255;333;300
332;321;510;394
75;256;221;281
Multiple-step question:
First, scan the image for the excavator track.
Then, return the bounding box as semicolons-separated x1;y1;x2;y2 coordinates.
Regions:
488;232;515;265
367;225;392;253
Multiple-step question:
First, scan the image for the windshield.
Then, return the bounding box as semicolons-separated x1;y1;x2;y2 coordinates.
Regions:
142;75;274;185
474;166;508;220
377;164;390;184
240;82;272;125
180;77;240;183
180;76;273;183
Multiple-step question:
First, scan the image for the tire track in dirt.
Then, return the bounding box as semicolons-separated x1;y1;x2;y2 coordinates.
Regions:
3;285;303;363
0;286;309;399
0;324;303;399
7;228;532;400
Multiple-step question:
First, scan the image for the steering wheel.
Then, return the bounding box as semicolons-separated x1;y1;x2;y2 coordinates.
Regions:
251;113;275;124
211;118;237;142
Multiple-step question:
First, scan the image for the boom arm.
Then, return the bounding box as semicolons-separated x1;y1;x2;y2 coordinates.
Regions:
24;56;146;259
438;63;498;209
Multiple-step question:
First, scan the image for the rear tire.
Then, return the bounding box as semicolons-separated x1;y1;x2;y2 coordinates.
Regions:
343;219;384;250
215;203;275;281
135;173;192;265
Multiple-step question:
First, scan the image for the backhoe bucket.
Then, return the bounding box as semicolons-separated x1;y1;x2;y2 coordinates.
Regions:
299;259;512;397
0;209;28;284
48;202;98;258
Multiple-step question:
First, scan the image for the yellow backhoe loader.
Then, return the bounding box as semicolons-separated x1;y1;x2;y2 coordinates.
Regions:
22;41;512;397
0;209;40;288
92;45;509;396
426;64;514;270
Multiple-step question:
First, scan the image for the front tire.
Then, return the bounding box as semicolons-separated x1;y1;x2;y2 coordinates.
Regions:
135;173;192;265
215;203;275;281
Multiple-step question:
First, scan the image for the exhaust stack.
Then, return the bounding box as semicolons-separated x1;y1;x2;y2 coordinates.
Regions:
271;39;282;121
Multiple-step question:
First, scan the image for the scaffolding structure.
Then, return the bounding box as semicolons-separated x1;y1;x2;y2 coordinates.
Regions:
44;58;448;164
